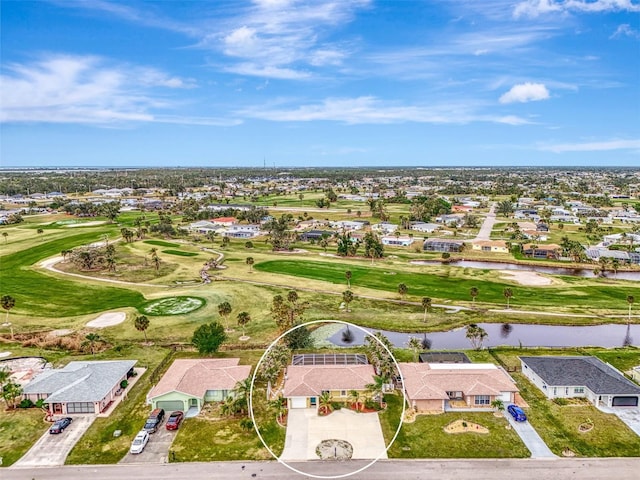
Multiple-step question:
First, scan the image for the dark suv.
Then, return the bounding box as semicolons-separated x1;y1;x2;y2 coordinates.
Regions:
143;408;165;433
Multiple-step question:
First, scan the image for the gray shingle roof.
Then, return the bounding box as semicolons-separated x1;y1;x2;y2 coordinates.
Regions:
520;356;640;395
23;360;136;403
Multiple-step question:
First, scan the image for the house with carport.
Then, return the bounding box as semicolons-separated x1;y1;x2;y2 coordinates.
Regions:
398;362;519;412
520;356;640;407
147;358;251;414
22;360;136;415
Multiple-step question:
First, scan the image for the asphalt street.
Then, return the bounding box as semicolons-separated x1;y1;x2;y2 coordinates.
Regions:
5;458;640;480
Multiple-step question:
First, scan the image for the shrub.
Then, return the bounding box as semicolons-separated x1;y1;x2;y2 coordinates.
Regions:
19;399;34;409
245;241;254;249
331;402;343;411
120;380;128;389
35;399;46;409
553;398;568;406
442;252;451;259
462;421;468;428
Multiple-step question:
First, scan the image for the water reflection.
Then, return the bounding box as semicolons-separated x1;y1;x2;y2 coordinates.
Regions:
327;323;640;349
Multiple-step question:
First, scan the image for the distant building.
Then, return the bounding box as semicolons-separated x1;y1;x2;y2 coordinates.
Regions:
522;243;561;259
471;240;509;254
381;235;413;247
423;238;464;253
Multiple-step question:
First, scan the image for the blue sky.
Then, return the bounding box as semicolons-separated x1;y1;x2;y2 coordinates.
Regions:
1;0;639;168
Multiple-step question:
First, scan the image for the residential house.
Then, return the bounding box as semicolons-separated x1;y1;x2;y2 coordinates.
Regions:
399;362;519;413
211;217;237;226
522;243;561;259
147;358;251;413
471;240;509;254
22;360;136;415
187;220;223;234
520;356;640;407
381;235;413;247
435;214;465;227
223;224;262;238
371;222;399;234
410;222;440;233
299;230;334;241
283;362;376;410
423;238;465;253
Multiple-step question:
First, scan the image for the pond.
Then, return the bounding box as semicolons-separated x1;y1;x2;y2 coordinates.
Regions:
411;259;640;281
328;323;639;349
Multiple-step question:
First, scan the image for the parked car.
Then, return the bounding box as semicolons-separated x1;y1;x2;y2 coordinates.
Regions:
143;408;165;433
49;417;73;434
130;430;149;454
165;410;184;431
507;404;527;422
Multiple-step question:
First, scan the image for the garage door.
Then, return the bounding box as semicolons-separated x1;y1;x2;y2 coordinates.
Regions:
156;400;185;411
67;402;95;413
612;396;639;407
290;397;307;409
499;392;512;403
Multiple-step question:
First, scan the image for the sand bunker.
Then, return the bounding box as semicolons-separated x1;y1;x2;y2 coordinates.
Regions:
87;312;126;328
48;329;73;337
67;220;107;227
0;351;11;358
499;270;552;286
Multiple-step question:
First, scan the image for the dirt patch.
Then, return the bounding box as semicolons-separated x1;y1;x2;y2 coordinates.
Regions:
48;329;73;337
86;312;126;328
444;419;489;434
499;270;552;286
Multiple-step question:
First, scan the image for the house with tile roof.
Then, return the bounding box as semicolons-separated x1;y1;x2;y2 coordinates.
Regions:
22;360;136;415
147;358;251;413
282;364;376;410
520;356;640;407
398;362;518;413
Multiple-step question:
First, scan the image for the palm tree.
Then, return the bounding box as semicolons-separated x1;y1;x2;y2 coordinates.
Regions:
232;378;251;414
491;399;505;414
246;257;254;272
366;375;386;408
627;295;635;323
465;324;488;350
470;287;479;305
84;333;101;356
2;232;8;244
218;301;233;331
398;283;408;300
345;270;352;289
134;315;150;343
349;389;360;411
319;391;332;415
342;290;354;312
237;311;251;338
503;288;513;309
406;336;422;362
1;295;15;337
421;297;432;322
612;258;620;278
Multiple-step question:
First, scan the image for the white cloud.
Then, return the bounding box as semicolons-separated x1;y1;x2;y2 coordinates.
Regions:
610;23;640;39
239;96;529;125
539;139;640;152
499;82;550;103
0;54;237;126
514;0;640;18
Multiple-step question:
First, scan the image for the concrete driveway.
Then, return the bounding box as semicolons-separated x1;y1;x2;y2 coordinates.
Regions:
281;408;387;461
503;408;555;458
599;406;640;436
119;424;178;464
12;415;95;468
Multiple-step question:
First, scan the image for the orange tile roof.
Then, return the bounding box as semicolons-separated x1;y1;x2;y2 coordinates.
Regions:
282;364;376;397
148;359;251;399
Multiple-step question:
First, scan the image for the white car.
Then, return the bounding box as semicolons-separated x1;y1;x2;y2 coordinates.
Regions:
130;430;149;454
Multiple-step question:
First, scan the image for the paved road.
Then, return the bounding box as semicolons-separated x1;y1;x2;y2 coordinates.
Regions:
12;416;95;467
5;458;640;480
503;409;555;458
474;202;496;241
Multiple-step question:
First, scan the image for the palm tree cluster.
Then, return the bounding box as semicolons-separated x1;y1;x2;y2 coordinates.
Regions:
465;324;488;350
257;344;291;400
364;332;397;385
220;378;252;417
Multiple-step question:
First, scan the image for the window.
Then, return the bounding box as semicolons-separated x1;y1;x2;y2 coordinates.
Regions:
574;387;584;394
340;390;347;397
474;395;490;405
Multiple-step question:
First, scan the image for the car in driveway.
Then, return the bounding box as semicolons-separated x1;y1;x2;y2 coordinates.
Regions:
130;430;150;454
508;404;527;422
49;417;73;434
165;411;184;431
143;408;165;433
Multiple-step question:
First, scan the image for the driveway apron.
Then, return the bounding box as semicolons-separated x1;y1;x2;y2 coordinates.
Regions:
11;415;96;468
503;409;555;458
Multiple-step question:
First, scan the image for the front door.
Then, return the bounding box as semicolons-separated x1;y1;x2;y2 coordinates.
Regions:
310;397;317;407
53;403;63;414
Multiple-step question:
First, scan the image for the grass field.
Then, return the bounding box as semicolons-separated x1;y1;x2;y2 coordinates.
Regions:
0;408;49;467
380;394;529;458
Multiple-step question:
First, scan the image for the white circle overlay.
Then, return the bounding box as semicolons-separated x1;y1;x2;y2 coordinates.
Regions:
248;320;407;479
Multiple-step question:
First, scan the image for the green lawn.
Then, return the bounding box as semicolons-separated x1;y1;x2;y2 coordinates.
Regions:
162;249;199;257
380;394;529;458
143;240;180;248
0;408;49;467
254;259;640;313
510;372;640;456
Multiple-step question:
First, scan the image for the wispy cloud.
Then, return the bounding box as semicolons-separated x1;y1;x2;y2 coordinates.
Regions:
499;82;550;103
0;54;236;126
239;96;530;125
539;139;640;152
610;23;640;39
514;0;640;19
